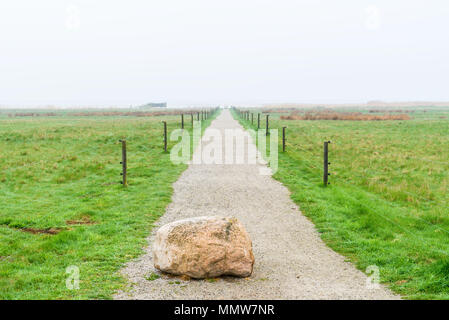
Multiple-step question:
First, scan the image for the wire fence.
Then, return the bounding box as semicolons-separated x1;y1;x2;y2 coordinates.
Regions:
233;106;449;262
233;107;448;206
117;108;219;187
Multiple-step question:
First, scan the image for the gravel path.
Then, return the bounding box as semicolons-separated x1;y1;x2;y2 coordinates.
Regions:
114;110;399;300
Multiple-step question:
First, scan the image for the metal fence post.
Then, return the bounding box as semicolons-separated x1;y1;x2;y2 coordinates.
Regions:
282;127;286;152
181;114;184;129
119;139;127;187
163;121;167;152
324;141;331;186
266;114;269;136
258;113;260;129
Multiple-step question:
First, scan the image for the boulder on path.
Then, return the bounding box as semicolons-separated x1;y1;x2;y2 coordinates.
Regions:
153;216;254;279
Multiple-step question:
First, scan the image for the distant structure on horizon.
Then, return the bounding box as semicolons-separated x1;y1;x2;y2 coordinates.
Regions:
138;102;167;109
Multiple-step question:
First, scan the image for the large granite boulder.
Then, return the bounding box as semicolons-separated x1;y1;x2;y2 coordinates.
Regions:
153;216;254;278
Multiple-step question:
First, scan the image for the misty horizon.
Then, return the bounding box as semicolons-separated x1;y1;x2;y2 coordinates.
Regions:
1;1;449;107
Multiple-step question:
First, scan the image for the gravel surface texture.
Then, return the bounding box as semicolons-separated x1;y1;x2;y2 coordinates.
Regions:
114;110;399;300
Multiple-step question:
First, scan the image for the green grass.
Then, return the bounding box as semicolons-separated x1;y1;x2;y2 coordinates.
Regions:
232;107;449;299
0;111;218;299
145;272;161;281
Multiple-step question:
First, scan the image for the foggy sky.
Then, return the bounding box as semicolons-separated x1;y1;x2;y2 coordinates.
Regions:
1;0;449;107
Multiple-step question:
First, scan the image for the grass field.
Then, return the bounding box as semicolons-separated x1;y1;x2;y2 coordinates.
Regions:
233;107;449;299
0;110;218;299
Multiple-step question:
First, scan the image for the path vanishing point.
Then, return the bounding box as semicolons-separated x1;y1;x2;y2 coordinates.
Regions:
114;109;399;300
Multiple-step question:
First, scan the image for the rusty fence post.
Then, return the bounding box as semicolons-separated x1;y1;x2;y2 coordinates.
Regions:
119;139;127;187
324;141;331;186
181;114;184;129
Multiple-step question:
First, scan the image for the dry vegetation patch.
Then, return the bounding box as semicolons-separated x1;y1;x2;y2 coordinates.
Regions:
66;215;96;225
281;111;411;121
21;227;62;235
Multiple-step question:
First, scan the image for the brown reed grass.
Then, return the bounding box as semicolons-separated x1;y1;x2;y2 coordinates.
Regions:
280;111;411;121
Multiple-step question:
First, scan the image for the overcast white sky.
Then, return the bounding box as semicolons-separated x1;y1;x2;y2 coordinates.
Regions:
1;0;449;107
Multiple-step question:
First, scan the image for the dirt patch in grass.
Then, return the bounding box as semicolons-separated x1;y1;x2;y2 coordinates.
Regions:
1;222;63;235
66;216;96;225
21;227;62;235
